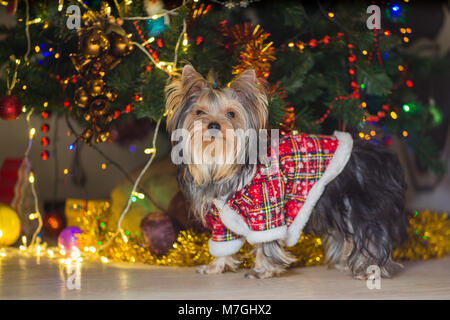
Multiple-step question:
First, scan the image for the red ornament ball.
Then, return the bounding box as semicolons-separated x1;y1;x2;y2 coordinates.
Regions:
43;211;66;236
41;123;50;133
40;150;50;160
41;111;49;119
41;136;50;147
140;212;177;257
0;95;22;121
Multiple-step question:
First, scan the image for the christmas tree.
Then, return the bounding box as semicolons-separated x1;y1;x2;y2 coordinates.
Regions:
0;0;445;173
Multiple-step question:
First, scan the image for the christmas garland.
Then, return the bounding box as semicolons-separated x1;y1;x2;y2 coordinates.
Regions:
75;208;450;267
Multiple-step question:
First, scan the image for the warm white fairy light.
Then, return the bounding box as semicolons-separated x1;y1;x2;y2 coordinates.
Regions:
144;147;156;154
142;37;155;46
21;110;44;248
132;192;145;199
22;235;27;247
30;128;36;139
26;17;42;25
28;213;38;220
58;0;64;12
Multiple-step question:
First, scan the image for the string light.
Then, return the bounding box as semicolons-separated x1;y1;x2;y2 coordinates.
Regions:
390;111;398;119
29;127;36;138
144;147;156;154
26;18;42;25
28;213;38;220
58;0;64;11
132;192;145;199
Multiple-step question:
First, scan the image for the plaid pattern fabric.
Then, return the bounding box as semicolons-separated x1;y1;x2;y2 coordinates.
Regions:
205;133;340;243
206;205;241;242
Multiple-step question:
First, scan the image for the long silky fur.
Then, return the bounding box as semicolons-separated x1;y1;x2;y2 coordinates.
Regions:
165;65;267;221
166;65;408;279
304;139;408;277
178;163;256;222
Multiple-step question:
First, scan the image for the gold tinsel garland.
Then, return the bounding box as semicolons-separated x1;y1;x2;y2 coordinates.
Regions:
220;23;275;79
70;200;449;267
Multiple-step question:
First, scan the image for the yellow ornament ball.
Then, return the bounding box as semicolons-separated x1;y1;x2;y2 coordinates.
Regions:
0;204;21;247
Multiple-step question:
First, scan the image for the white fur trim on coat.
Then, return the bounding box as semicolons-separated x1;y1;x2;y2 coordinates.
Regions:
208;238;244;256
285;131;353;246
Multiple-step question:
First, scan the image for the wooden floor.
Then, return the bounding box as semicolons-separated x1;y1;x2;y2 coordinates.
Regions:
0;254;449;299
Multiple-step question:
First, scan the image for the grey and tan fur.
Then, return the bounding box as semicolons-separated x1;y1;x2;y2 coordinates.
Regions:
165;65;407;279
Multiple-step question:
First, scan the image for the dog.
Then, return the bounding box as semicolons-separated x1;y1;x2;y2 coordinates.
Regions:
165;64;408;279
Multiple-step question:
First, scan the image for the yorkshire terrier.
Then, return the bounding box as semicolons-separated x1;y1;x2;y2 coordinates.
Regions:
165;64;407;279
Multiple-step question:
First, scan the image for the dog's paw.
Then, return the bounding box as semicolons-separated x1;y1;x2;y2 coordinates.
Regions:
196;264;225;275
333;261;350;273
353;273;369;280
244;269;275;279
196;256;241;275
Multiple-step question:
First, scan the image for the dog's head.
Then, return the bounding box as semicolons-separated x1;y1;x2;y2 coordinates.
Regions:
165;65;268;186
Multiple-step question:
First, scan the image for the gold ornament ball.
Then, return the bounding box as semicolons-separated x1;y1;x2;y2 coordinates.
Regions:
87;79;105;97
90;99;109;116
80;127;94;143
96;130;110;143
105;90;118;102
81;29;109;58
0;204;21;247
110;33;133;57
83;112;93;122
74;87;89;108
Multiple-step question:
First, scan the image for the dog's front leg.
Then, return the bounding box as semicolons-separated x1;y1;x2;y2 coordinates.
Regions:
196;255;241;275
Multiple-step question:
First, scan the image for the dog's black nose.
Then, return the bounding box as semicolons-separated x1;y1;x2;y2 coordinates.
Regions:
208;122;221;130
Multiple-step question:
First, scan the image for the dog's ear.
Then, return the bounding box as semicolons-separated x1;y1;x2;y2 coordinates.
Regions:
181;65;206;93
229;69;268;130
165;65;207;132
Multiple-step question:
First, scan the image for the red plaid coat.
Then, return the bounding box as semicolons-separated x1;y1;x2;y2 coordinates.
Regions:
205;131;353;257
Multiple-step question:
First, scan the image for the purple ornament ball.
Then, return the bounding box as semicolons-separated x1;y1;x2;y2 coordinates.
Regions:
58;226;82;254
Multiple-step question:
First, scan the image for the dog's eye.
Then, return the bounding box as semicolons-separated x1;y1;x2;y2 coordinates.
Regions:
196;110;205;116
226;111;235;118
